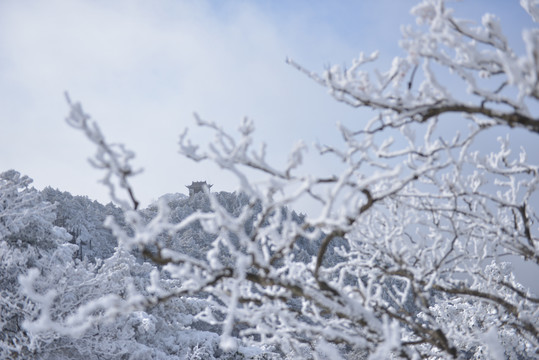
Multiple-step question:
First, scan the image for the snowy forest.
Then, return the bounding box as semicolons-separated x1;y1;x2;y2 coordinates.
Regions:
2;0;539;359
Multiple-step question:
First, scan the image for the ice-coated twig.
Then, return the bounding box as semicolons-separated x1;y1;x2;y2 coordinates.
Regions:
65;93;142;210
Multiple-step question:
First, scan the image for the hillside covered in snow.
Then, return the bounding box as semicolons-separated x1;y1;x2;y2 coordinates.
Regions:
1;170;346;359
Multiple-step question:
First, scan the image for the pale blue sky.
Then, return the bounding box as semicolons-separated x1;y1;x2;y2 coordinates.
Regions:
0;0;535;207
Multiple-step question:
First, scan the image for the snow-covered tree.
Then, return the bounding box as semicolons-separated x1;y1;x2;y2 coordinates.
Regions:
41;187;122;261
0;170;71;357
19;0;539;359
1;175;269;359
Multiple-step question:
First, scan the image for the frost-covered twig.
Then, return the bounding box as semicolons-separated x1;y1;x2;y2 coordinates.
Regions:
65;93;142;210
289;0;539;134
17;2;539;359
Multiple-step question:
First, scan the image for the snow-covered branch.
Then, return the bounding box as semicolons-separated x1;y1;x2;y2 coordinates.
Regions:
290;0;539;135
65;93;142;210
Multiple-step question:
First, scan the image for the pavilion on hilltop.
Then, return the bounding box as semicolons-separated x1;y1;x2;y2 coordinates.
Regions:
186;181;213;197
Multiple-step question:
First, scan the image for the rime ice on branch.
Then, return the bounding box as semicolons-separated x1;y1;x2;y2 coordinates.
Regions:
19;1;539;359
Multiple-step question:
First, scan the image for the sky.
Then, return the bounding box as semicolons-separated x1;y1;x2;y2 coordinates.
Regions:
1;0;408;207
0;0;535;206
0;0;538;292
